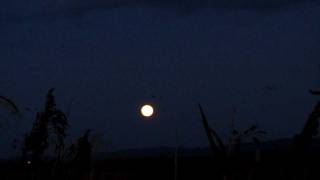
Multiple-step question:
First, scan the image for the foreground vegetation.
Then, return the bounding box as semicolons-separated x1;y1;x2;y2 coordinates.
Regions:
0;86;319;180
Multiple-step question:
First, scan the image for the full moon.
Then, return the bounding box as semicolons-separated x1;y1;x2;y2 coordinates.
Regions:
140;105;154;117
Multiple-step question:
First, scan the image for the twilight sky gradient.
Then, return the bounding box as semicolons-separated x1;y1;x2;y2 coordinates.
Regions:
0;0;320;157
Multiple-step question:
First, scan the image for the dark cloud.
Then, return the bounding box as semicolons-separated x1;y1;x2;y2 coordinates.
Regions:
1;0;319;22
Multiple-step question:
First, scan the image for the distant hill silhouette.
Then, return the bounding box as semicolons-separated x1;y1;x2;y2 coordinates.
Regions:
97;138;320;159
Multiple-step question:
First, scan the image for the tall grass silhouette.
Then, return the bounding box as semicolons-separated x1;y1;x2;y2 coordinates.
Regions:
22;88;69;165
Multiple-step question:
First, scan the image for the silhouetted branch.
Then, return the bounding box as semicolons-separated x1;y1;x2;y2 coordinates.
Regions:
198;104;226;157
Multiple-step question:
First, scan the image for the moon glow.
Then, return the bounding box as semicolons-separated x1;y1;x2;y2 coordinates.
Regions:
140;105;154;117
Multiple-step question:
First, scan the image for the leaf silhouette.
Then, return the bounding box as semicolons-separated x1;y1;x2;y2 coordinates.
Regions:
310;89;320;95
243;125;257;135
198;104;226;157
0;95;21;118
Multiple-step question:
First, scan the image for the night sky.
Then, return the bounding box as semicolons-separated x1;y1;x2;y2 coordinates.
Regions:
0;0;320;158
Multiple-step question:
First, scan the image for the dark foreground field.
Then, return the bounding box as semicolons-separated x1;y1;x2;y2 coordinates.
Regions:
1;145;320;180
